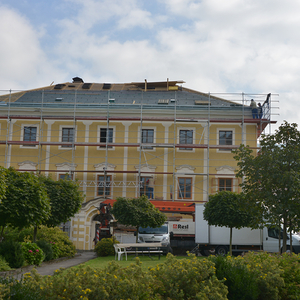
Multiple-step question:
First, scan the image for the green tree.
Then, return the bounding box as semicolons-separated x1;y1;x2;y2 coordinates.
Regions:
0;168;50;241
203;191;253;255
111;195;167;242
233;121;300;252
40;175;84;227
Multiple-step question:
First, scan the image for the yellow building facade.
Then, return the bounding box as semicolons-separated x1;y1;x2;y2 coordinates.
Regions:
0;79;274;250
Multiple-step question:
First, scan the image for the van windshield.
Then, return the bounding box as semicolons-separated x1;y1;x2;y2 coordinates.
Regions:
138;224;168;234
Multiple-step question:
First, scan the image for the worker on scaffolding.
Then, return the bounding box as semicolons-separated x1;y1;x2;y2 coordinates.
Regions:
250;99;258;119
147;177;154;199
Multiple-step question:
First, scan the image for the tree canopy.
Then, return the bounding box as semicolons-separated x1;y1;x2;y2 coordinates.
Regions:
0;167;51;239
233;121;300;252
40;175;84;227
111;195;167;242
203;191;253;255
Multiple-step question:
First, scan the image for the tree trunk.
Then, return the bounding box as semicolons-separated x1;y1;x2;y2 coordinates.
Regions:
229;227;233;256
0;226;4;242
289;219;293;255
283;218;287;253
33;225;37;243
136;226;139;243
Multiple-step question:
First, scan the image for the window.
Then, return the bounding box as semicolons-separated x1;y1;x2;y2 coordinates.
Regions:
219;130;233;145
61;127;74;147
179;130;193;150
100;128;113;148
218;178;232;191
97;175;112;196
140;176;153;198
141;129;154;149
178;177;192;199
59;173;72;180
23;126;37;146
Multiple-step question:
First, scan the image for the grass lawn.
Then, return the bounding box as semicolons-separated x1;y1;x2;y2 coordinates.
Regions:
77;254;193;271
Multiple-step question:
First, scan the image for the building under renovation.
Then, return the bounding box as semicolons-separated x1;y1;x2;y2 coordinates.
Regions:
0;78;276;249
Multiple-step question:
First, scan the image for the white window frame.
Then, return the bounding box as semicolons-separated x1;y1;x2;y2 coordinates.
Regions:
177;127;195;152
20;124;39;148
217;127;235;152
97;125;116;150
59;125;76;150
138;126;156;151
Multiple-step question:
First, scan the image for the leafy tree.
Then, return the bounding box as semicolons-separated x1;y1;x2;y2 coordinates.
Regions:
111;195;167;242
0;168;50;241
39;175;84;227
233;121;300;252
203;191;253;255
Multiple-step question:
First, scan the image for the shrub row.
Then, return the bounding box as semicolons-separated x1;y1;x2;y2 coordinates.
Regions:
0;225;76;270
2;251;300;299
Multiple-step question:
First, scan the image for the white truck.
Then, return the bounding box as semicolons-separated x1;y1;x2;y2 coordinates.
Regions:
195;203;300;255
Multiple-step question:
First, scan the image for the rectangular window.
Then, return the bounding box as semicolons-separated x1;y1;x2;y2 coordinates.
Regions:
218;178;232;191
140;176;152;197
23;126;37;146
219;131;233;145
59;173;72;180
178;177;192;199
100;128;113;148
141;129;154;149
62;127;74;148
97;175;111;196
179;130;193;150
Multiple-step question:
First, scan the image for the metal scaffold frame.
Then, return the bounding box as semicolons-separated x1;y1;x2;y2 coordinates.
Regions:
0;88;278;202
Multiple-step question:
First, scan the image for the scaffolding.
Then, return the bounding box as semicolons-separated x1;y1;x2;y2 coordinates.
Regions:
0;87;278;203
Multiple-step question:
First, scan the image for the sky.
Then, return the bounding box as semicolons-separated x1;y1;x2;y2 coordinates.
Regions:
0;0;299;133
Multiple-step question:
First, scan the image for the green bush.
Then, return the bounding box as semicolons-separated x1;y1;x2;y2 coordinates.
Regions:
209;255;259;300
0;240;24;268
22;242;44;266
150;253;228;299
36;226;76;258
36;240;53;262
94;237;119;257
4;256;228;300
0;255;11;271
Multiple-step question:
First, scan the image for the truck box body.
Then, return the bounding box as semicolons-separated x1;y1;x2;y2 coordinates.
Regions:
195;203;262;246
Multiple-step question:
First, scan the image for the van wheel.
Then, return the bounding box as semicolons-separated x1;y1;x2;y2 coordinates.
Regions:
215;246;228;256
282;246;294;254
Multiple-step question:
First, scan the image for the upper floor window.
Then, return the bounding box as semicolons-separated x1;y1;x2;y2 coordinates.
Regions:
97;175;112;196
219;130;233;145
218;178;232;191
23;126;37;146
141;129;154;149
179;130;193;150
100;128;113;148
61;127;74;148
178;177;192;199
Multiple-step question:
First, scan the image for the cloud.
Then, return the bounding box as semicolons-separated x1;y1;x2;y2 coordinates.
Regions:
0;5;65;90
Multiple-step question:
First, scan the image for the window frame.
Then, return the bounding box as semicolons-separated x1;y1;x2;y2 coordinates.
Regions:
177;177;193;199
97;174;112;196
177;127;195;152
139;176;153;197
218;178;233;192
138;126;156;151
97;126;115;150
20;124;39;148
59;125;76;149
217;128;235;152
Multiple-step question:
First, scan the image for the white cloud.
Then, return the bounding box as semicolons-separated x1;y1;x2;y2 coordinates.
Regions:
0;6;65;90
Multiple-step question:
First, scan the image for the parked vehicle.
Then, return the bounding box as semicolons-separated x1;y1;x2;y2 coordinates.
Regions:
137;220;197;253
195;203;300;255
